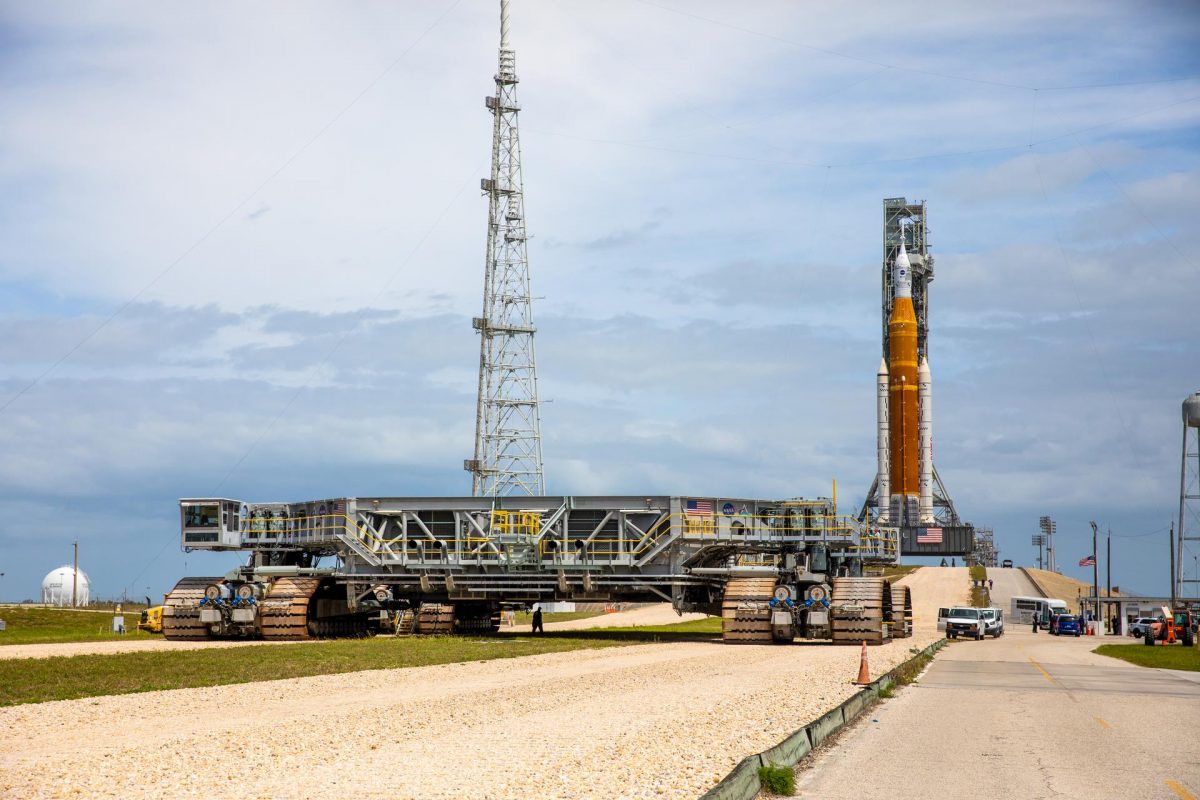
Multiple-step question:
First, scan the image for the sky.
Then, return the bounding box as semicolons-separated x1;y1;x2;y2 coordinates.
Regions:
0;0;1198;603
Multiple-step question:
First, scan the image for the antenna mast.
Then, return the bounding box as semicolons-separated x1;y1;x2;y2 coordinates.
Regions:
466;0;545;497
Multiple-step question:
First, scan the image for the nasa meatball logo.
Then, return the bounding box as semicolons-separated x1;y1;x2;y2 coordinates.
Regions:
721;502;735;515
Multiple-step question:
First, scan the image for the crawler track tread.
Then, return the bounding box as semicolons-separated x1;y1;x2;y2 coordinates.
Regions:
721;577;777;643
890;584;913;638
261;577;322;640
162;577;220;640
831;577;892;645
416;603;455;635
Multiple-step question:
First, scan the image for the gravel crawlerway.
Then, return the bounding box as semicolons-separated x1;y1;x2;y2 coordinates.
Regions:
0;569;960;800
0;637;311;661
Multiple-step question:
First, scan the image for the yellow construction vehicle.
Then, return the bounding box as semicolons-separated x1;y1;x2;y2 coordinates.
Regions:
137;598;165;634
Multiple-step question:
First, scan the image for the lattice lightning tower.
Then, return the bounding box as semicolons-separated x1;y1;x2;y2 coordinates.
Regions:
466;0;545;497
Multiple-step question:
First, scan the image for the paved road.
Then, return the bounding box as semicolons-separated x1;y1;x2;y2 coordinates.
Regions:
987;565;1042;609
797;625;1200;800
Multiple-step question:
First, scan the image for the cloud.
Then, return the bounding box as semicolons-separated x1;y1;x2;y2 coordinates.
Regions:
0;1;1198;601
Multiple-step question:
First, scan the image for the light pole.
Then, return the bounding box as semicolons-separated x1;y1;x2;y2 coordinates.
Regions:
1089;521;1100;627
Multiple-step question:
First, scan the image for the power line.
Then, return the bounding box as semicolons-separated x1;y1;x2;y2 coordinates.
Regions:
632;0;1033;90
633;0;1200;94
526;93;1200;172
0;0;464;416
210;167;480;493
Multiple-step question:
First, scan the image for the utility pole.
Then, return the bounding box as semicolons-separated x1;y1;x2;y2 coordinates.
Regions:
72;540;78;609
1169;522;1176;608
1089;521;1099;626
466;0;546;498
1106;530;1111;633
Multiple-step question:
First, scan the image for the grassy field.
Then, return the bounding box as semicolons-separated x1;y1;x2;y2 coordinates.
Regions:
880;565;922;579
0;619;723;707
1094;643;1200;672
0;607;157;646
969;564;987;582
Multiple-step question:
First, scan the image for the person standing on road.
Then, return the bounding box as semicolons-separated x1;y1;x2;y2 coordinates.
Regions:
988;578;993;591
531;606;544;635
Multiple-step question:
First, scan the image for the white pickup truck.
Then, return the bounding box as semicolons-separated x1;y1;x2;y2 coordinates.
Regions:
945;607;987;640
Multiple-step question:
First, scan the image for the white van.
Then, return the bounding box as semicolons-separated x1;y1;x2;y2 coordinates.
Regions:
938;607;949;631
981;608;1004;637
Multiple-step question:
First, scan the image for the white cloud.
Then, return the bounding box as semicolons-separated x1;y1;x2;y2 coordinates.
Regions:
0;1;1198;600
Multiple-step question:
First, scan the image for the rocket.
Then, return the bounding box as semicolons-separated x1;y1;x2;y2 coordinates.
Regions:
877;237;934;525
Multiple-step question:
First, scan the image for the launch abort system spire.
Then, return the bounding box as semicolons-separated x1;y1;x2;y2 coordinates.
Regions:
466;0;545;497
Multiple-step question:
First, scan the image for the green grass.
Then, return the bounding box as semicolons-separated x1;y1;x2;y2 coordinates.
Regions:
893;645;938;685
0;607;157;646
880;565;921;579
969;565;987;582
0;618;723;707
757;764;796;796
970;586;989;608
1094;643;1200;671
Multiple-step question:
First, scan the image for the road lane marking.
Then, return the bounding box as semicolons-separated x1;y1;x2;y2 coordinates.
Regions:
1166;780;1196;800
1094;717;1111;729
1028;657;1057;685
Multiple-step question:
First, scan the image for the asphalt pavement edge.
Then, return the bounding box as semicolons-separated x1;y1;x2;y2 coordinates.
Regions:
698;638;949;800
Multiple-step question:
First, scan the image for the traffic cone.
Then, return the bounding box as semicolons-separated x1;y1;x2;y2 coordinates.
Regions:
855;640;871;685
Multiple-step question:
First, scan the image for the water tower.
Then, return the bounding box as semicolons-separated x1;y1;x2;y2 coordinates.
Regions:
1177;391;1200;601
41;565;90;607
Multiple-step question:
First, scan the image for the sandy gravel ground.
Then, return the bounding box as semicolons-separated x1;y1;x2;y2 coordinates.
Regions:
0;568;966;800
510;603;708;633
0;637;308;661
894;566;967;631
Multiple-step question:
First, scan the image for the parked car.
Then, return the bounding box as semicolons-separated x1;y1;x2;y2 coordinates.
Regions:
945;607;987;640
981;607;1004;637
1001;559;1013;568
937;607;949;632
1051;613;1082;636
1128;617;1161;638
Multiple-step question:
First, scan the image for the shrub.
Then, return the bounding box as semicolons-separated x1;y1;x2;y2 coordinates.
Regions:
758;763;795;796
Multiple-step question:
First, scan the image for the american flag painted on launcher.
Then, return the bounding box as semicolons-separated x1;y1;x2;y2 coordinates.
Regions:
333;501;345;514
686;499;713;516
916;527;943;544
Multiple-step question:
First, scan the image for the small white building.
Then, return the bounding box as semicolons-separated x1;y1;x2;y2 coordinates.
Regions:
41;565;90;607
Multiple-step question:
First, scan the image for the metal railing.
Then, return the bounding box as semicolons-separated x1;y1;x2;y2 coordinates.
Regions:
236;509;874;567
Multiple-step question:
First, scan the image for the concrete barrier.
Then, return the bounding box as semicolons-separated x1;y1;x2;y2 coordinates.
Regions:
757;727;812;769
699;639;946;800
805;705;845;749
699;755;762;800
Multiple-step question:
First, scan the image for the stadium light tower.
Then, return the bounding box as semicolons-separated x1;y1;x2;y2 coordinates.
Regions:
466;0;545;497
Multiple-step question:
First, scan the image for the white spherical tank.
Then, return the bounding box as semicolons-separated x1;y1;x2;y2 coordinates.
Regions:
1184;391;1200;428
41;565;91;607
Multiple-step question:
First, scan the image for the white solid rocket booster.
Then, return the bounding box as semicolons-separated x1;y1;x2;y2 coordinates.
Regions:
918;356;933;523
876;357;890;522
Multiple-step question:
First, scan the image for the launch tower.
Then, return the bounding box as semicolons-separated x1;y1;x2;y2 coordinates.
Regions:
466;0;545;497
859;198;973;556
